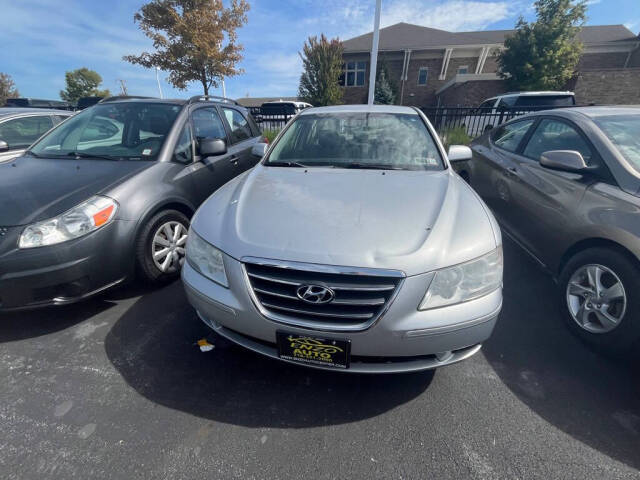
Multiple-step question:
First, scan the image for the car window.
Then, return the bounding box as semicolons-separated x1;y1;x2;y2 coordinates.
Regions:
514;95;575;107
246;113;262;137
594;115;640;174
173;123;193;163
191;107;226;141
221;107;252;143
30;103;181;160
523;119;593;163
492;119;535;152
0;115;54;150
266;112;443;171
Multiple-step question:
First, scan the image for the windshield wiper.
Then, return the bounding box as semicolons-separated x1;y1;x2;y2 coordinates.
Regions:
340;163;405;170
66;151;120;161
265;161;309;168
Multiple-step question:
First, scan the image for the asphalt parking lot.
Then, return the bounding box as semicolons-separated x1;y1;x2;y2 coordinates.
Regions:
1;237;639;480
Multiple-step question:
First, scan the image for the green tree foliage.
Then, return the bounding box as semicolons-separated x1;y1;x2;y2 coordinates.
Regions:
374;65;395;105
498;0;587;90
298;35;344;106
124;0;249;95
0;73;20;106
60;68;110;104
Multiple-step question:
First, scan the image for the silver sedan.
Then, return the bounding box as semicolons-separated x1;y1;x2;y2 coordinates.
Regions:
182;105;502;373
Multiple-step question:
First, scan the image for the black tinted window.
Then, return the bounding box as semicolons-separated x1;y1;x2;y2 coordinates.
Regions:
0;115;53;149
191;107;226;141
222;107;252;143
492;119;535;152
523;119;593;162
514;95;575;107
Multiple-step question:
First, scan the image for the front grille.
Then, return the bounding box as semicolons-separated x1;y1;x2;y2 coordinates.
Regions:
244;259;404;331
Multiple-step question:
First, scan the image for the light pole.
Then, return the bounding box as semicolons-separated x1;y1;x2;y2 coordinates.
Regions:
155;67;163;99
367;0;382;105
221;78;226;98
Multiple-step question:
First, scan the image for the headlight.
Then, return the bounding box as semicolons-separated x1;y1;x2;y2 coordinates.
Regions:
19;196;118;249
185;229;229;287
419;247;503;310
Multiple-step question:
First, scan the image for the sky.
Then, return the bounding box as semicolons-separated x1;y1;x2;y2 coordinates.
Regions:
1;0;639;101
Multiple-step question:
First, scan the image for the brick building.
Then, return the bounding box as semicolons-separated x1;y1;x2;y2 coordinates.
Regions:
341;22;640;107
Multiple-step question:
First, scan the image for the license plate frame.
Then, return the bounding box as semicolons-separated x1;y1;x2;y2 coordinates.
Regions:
276;331;351;369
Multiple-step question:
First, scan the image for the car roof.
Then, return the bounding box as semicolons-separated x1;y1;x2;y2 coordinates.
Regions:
99;97;248;109
0;107;73;117
527;105;640;120
500;91;575;98
301;104;418;115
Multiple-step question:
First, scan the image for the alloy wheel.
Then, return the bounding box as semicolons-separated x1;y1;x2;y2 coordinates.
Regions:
151;221;188;273
566;264;626;334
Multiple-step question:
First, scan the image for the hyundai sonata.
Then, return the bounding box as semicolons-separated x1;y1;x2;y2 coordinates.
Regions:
182;105;503;373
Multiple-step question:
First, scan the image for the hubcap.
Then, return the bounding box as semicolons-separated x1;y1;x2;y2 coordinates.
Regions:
566;264;626;334
151;221;188;273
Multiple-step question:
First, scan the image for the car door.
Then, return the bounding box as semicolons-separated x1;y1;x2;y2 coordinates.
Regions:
188;106;238;204
0;114;54;162
502;117;598;264
470;118;536;233
220;106;261;171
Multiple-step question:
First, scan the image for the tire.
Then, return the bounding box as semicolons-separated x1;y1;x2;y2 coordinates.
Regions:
558;247;640;356
135;209;190;284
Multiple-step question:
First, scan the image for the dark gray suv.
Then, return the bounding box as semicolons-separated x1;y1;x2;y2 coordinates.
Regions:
0;96;265;310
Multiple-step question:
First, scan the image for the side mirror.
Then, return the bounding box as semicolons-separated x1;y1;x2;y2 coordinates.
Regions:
448;145;472;163
251;142;268;157
0;140;8;153
540;150;587;172
199;138;227;157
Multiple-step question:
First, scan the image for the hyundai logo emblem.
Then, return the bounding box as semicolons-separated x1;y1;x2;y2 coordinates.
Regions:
296;284;335;304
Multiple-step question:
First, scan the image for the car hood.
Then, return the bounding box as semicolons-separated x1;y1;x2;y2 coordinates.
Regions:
191;165;500;276
0;156;154;226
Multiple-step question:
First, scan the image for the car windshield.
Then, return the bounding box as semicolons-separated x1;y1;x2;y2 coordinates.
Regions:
30;102;182;160
594;115;640;174
265;112;443;170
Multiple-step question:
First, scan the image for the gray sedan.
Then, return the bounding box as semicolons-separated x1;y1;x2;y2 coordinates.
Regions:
469;106;640;355
183;105;503;373
0;108;73;162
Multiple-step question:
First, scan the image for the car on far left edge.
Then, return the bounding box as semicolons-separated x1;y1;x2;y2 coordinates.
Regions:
0;108;73;163
0;95;266;311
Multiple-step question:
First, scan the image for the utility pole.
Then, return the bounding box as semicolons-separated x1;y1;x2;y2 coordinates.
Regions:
221;78;226;98
367;0;382;105
155;67;163;99
117;79;128;96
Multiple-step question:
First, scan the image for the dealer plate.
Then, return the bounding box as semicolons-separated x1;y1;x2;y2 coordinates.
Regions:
276;331;351;369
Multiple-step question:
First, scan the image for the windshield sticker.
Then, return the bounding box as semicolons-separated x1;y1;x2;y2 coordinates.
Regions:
415;157;438;165
142;148;152;156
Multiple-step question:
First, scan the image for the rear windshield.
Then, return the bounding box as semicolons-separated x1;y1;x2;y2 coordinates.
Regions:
261;103;298;115
514;95;575;107
594;115;640;174
265;112;444;171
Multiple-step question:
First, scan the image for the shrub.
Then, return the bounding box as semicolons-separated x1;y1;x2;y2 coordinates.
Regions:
262;128;281;144
442;127;471;149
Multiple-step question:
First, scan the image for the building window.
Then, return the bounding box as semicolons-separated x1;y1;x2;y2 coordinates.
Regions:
342;61;367;87
457;65;469;74
417;67;428;86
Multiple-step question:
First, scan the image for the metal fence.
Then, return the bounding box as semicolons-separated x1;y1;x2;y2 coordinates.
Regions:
421;105;576;140
249;106;295;132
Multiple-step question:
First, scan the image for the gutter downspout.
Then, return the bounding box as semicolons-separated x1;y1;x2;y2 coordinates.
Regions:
399;49;412;105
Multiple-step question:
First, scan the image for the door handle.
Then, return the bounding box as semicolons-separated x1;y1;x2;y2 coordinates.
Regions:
505;166;518;176
229;155;239;164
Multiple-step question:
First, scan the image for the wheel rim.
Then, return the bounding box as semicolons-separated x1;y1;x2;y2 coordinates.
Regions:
566;264;627;334
151;221;188;273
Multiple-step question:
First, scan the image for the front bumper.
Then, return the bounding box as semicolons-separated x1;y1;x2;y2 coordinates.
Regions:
182;255;502;373
0;220;135;311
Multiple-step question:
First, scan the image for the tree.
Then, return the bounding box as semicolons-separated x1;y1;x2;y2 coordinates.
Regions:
298;35;344;106
0;73;20;106
374;62;395;105
124;0;250;96
60;68;111;104
498;0;587;91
